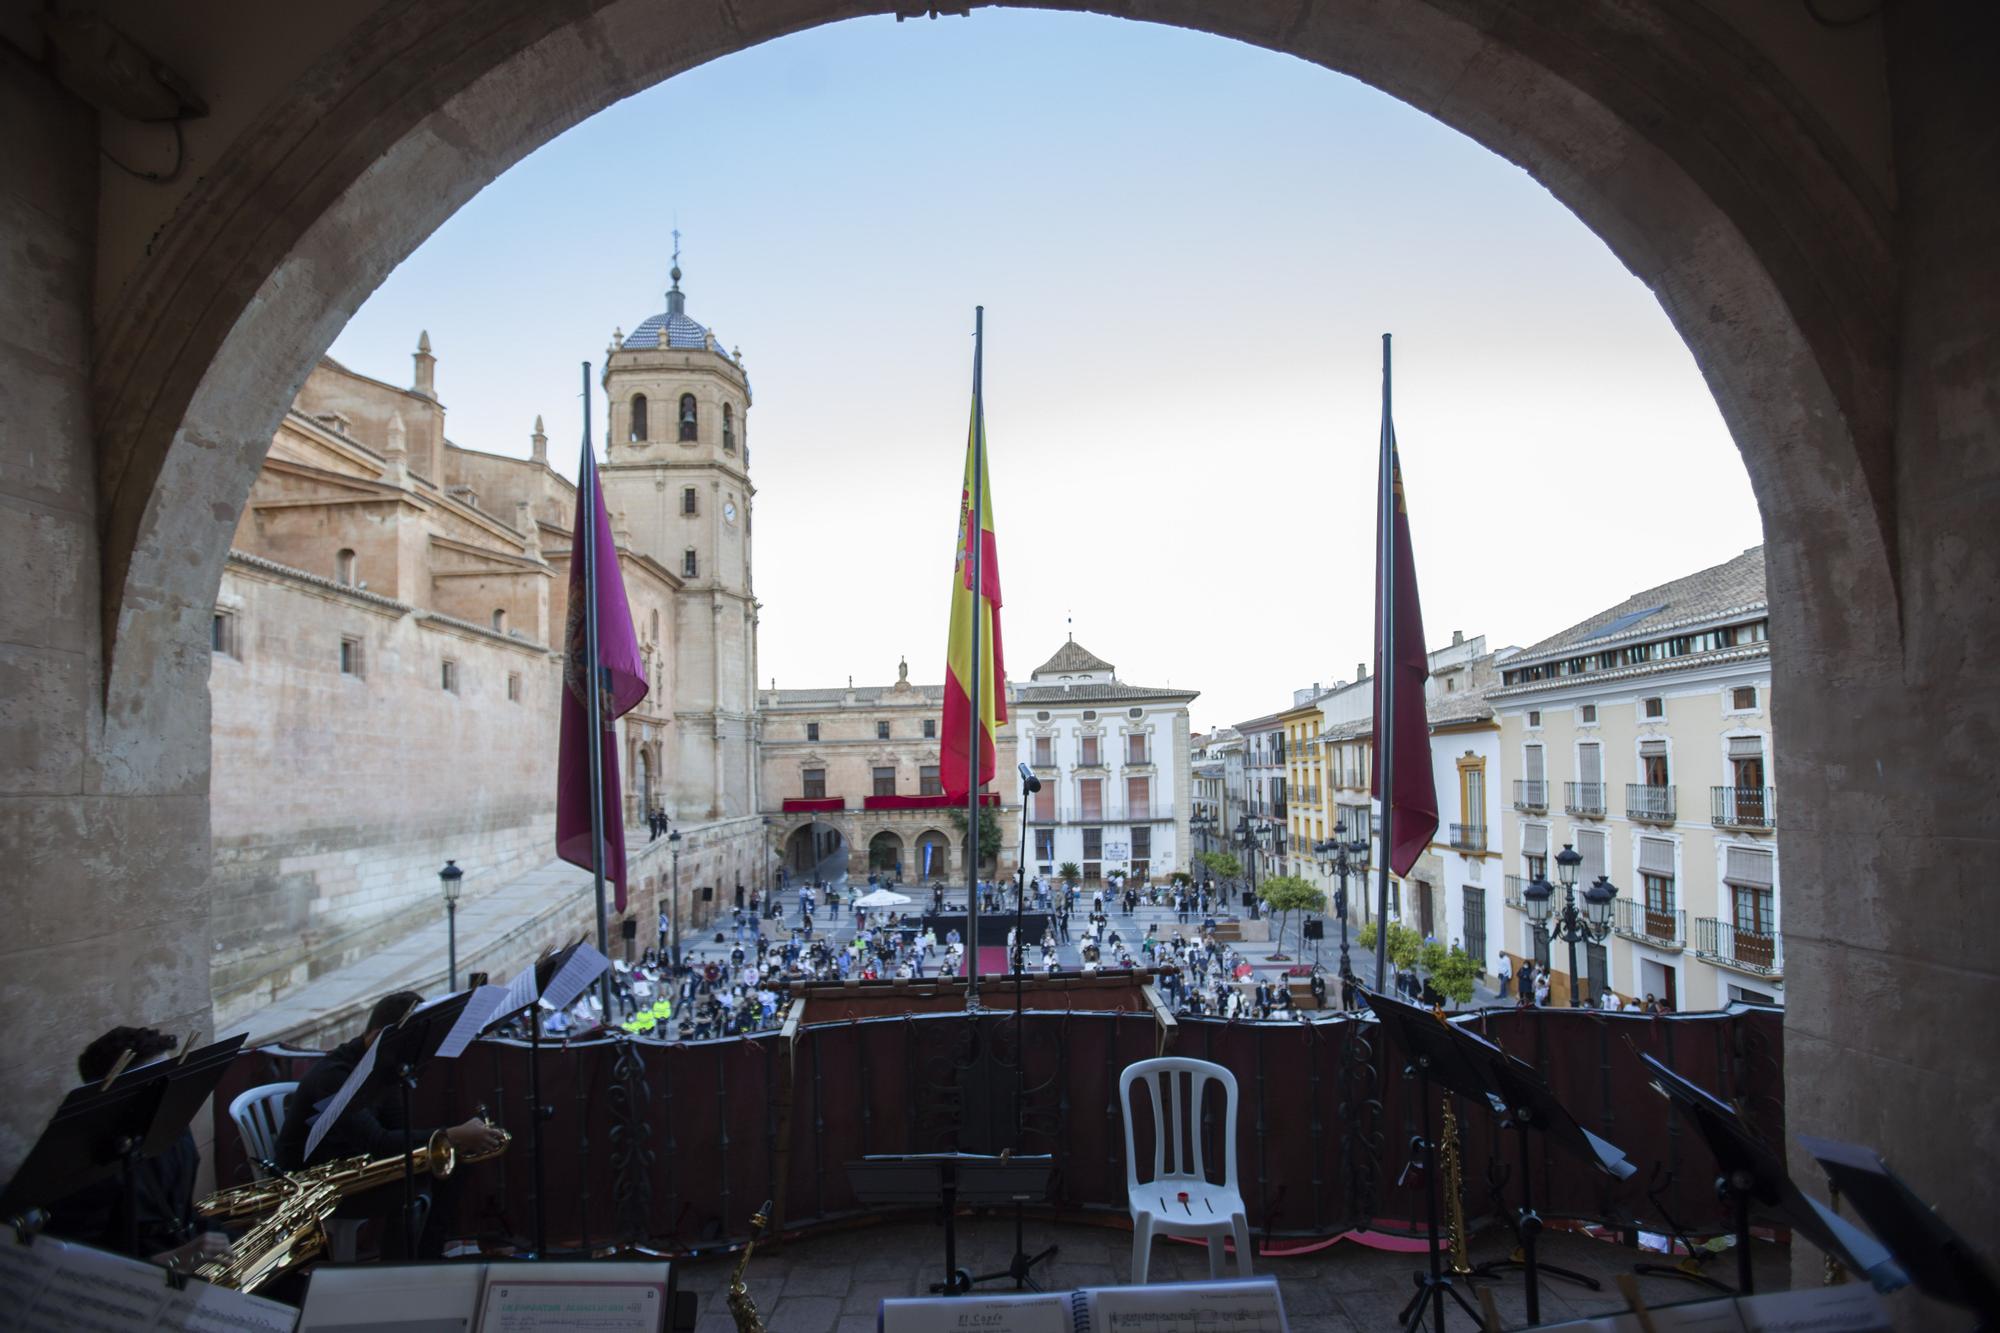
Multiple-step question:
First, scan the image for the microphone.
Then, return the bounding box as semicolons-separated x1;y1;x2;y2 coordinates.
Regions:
1017;762;1043;793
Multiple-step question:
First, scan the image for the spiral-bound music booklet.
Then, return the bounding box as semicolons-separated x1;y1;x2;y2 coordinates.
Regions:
879;1276;1289;1333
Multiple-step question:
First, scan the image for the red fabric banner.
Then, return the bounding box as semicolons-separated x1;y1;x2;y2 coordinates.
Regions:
1371;373;1438;878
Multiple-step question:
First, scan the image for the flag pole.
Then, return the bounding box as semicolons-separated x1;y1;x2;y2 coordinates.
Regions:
965;305;985;1009
1373;333;1394;993
582;361;613;1016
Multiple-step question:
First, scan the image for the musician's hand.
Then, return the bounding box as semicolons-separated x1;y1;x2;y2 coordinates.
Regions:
447;1117;507;1155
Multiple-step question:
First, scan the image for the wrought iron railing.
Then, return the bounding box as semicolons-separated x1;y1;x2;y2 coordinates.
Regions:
1513;779;1548;811
1626;784;1676;824
1614;897;1685;946
1695;916;1782;974
1504;875;1532;910
1448;823;1487;852
1564;782;1607;817
1712;786;1776;829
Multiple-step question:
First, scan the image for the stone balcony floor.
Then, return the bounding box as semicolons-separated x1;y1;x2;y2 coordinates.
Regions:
668;1214;1789;1332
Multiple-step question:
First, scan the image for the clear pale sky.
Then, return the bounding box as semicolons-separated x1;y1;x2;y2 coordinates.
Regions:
328;11;1764;732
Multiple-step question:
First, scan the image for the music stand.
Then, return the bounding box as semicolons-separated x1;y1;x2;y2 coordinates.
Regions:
845;1153;1053;1296
1800;1133;1991;1318
1463;1025;1632;1320
1362;990;1498;1333
1640;1055;1904;1296
1;1034;247;1255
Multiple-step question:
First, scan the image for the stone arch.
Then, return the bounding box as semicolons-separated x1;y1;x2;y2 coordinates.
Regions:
915;828;952;881
867;829;906;876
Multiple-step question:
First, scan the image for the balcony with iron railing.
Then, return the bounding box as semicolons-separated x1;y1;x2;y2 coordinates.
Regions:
1513;779;1548;812
1613;897;1685;948
1712;786;1776;830
1694;916;1783;976
1292;786;1322;807
1124;746;1153;767
1564;781;1607;818
1448;823;1487;852
1041;803;1169;827
1626;784;1676;825
1504;875;1531;911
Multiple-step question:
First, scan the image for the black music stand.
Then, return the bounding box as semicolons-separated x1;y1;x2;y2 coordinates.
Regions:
1801;1134;1990;1320
1;1034;246;1255
1640;1055;1904;1297
1362;990;1496;1333
1466;1026;1633;1320
846;1153;1053;1297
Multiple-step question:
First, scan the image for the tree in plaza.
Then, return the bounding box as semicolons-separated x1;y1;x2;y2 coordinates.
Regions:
1358;920;1425;971
1430;944;1480;1008
1257;874;1327;960
1196;850;1241;881
1170;871;1192;888
1418;939;1449;976
1058;861;1082;889
946;803;1003;870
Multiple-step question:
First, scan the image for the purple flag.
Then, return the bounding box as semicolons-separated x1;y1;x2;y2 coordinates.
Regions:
557;443;648;911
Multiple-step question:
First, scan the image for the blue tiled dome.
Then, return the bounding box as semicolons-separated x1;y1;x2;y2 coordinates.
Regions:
627;271;736;364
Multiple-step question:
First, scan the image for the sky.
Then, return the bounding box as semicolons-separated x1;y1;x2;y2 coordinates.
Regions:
328;11;1765;732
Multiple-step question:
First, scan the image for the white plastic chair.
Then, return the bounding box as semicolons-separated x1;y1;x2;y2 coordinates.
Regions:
1118;1056;1252;1284
228;1082;296;1180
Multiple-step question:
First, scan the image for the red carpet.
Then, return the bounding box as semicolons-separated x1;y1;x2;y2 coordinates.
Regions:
976;946;1009;975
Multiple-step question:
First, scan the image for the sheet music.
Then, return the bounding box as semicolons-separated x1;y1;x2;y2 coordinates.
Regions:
1082;1277;1289;1332
299;1033;379;1163
300;1261;485;1331
1799;1195;1904;1291
155;1278;299;1332
1581;1126;1639;1181
879;1291;1070;1333
474;1264;670;1333
437;985;512;1059
27;1239;170;1331
540;945;611;1012
499;963;542;1022
0;1233;62;1311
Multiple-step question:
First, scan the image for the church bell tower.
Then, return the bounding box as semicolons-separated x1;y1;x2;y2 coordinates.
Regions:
599;245;757;820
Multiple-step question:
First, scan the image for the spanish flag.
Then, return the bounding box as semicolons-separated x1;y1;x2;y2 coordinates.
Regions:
941;316;1006;801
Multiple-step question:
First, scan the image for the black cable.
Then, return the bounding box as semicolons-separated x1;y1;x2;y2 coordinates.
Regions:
100;117;186;184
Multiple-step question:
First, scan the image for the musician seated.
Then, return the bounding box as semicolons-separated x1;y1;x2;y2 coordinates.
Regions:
45;1027;232;1270
273;991;506;1259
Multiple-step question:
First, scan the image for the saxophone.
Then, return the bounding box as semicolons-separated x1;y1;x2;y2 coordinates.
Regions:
726;1201;774;1333
195;1178;341;1293
1439;1095;1472;1276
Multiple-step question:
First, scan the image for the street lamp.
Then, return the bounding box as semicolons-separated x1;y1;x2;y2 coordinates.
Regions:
438;859;464;990
1314;821;1370;1007
1522;842;1617;1006
667;828;684;970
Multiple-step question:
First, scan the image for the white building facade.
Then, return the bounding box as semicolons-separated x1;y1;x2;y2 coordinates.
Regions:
1017;641;1198;886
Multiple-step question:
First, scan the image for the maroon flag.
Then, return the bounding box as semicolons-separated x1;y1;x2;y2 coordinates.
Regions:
1371;336;1438;879
557;441;648;911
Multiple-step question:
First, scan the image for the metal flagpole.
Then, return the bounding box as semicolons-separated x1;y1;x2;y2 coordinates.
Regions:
1373;334;1394;992
582;361;614;1017
965;306;985;1008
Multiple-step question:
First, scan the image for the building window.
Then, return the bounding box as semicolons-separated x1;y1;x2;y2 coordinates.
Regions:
806;722;819;742
1126;775;1150;819
723;403;735;451
1127;733;1147;764
340;635;363;677
491;608;507;632
1083;828;1103;861
507;672;522;703
1643;696;1664;719
1131;826;1151;861
678;393;698;442
630;394;649;441
335;548;357;586
1032;785;1055;821
873;766;896;797
923;719;936;739
1081;735;1100;766
1527;710;1541;727
802;768;826;799
1079;778;1104;821
920;765;942;797
1082;710;1097;721
211;611;238;658
682;486;698;515
1035;711;1049;722
877;720;891;740
1033;736;1053;766
440;658;458;693
1731;686;1759;711
682;549;698;578
1580;703;1597;724
1035;829;1055;864
1462;886;1487;972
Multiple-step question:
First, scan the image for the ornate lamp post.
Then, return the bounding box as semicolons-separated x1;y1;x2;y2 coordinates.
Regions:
1314;821;1369;1006
667;827;684;969
1523;842;1618;1006
439;859;464;990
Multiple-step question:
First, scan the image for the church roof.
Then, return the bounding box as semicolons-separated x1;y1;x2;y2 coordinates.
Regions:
627;266;738;365
1032;639;1115;677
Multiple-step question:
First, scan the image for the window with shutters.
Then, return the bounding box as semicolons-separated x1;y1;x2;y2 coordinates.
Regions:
1081;735;1100;766
872;766;896;797
1723;736;1770;826
1643;696;1664;719
1033;736;1053;766
1032;785;1055;822
1640;740;1670;787
1575;828;1607;884
1729;685;1759;712
1522;822;1549;882
1569;743;1605;815
1519;743;1547;809
1463;886;1487;972
1128;733;1148;764
1527;710;1542;728
1638;836;1677;939
1580;703;1597;723
802;768;826;799
1725;847;1776;940
1035;829;1055;863
920;765;942;797
1126;776;1150;820
1079;779;1104;821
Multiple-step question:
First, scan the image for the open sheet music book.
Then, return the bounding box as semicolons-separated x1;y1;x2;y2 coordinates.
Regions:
879;1277;1288;1333
299;1259;672;1333
0;1233;297;1332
